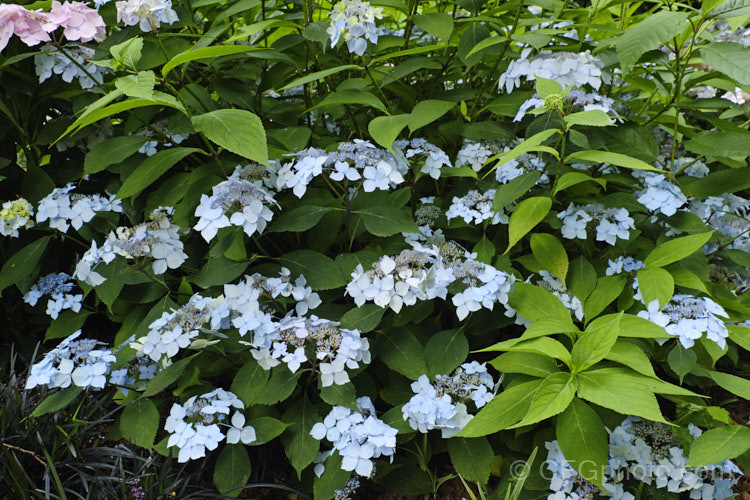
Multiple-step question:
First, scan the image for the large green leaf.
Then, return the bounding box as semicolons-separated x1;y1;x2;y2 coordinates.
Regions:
279;64;361;91
278;250;346;290
701;42;750;85
310;89;387;113
30;387;82;417
376;329;427;380
636;267;674;308
493;171;541;210
683;168;750;197
281;398;320;476
408;100;455;134
565;150;660;171
110;37;143;69
163;45;261;76
507;282;571;322
339;304;385;333
644;231;714;268
231;359;270;406
114;71;155;99
577;369;666;422
120;398;159;448
490;351;559;378
583;275;625;321
530;233;568;283
688;425;750;466
213;444;252;497
268;206;335;233
368;114;411;149
571;313;621;373
457;23;491;67
117;147;203;199
355;206;419;236
556;398;608;488
510;372;577;428
685;131;750;157
505;196;552;253
414;12;454;41
192;109;268;165
0;236;50;294
313;453;350;499
703;0;750;18
448;437;493;486
616;11;689;68
84;136;149;175
425;329;469;378
457;380;541;436
143;354;197;397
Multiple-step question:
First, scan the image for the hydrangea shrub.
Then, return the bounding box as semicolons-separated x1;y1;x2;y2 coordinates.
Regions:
2;0;750;497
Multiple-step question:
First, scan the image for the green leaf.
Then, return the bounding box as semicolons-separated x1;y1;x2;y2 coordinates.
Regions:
213;444;251;497
644;231;714;268
465;35;508;58
685;131;750;158
696;367;750;400
192;109;268;165
556;398;608;488
114;71;155;99
473;235;495;264
117;147;202;199
192;257;251;289
320;383;358;408
376;329;427;380
489;129;560;176
356;206;419;236
120;398;159;448
683;168;750;198
278;250;346;290
565;150;660;171
248;416;291;445
313;453;350;499
564;110;614;128
84;136;149;175
279;65;361;92
448;437;493;486
425;329;469;378
505;196;552;253
94;263;125;310
605;340;656;378
310;89;386;113
457;380;541;436
704;0;750;18
110;37;143;69
616;11;689;68
577;369;666;422
636;267;674;308
368;114;411;149
457;23;490;67
45;310;93;341
339;304;385;333
0;236;50;294
413;12;454;41
688;425;750;466
281;398;320;477
568;257;597;302
490;352;559;378
268;206;335;232
143;355;197;397
408;100;455;134
583;275;625;321
701;42;750;85
163;45;261;76
507;282;571;323
231;359;270;406
571;313;621;373
530;233;568;283
668;344;697;384
619;314;671;339
254;367;300;405
30;387;82;417
511;372;576;428
535;77;563;99
553;172;605;195
493;171;541;210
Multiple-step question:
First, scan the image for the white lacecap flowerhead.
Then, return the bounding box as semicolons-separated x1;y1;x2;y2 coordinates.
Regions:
0;198;35;237
327;0;383;56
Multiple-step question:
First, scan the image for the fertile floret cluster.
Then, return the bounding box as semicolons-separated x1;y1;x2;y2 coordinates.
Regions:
164;389;253;463
446;189;508;225
636;173;687;216
74;207;186;285
557;203;635;245
499;49;605;93
35;44;106;89
514;88;617;122
26;331;116;390
36;183;122;233
637;294;729;349
402;362;495;437
310;396;397;477
327;0;383;56
0;198;34;237
24;272;82;319
194;164;277;242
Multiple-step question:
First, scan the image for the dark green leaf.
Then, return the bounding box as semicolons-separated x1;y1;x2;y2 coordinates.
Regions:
30;387;82;417
117;147;202;199
556;398;608;488
425;329;469;378
120;398;159;448
278;250;346;290
0;236;50;294
84;136;149;175
448;437;493;486
192;109;268;165
213;444;251;497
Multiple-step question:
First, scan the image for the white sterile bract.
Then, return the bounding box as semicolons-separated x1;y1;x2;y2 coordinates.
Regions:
636;173;687;216
395;138;452;179
557;203;635;245
194;164;277;242
450;258;515;321
74;207;187;285
34;44;106;89
36;183;122;233
310;396;397;477
499;49;605;94
637;294;729;349
446;189;508;225
402;362;495;437
0;198;34;237
455;141;495;172
607;417;741;499
605;256;644;276
163;389;249;463
24;272;82;319
115;0;178;32
26;331;116;390
327;0;383;56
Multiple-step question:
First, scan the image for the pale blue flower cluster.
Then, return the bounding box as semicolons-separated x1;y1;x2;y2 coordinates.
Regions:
24;272;82;319
402;362;495;437
450;258;516;321
194;164;277;242
607;417;741;499
164;388;253;463
0;198;34;237
310;396;397;477
637;294;729;349
499;49;605;94
687;194;750;252
34;44;106;89
26;331;116;390
446;189;508;225
605;256;644;276
456;139;549;185
108;351;158;395
636;173;687;216
115;0;179;32
395;138;452;180
37;183;122;233
74;207;187;285
327;0;383;56
557;203;635;245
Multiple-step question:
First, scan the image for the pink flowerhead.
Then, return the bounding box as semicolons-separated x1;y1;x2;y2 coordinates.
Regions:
0;4;52;52
47;1;105;43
